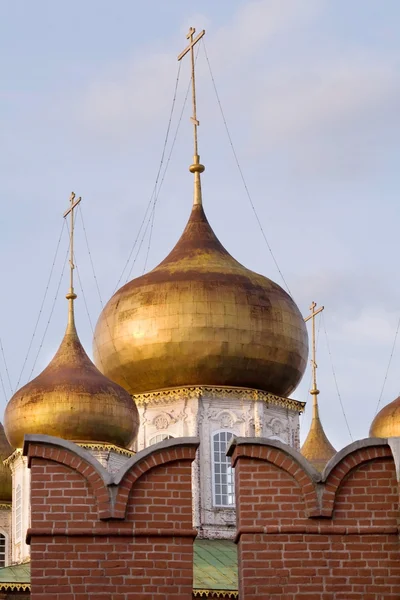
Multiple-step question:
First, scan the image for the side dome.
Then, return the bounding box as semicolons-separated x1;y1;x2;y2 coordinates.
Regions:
93;201;308;396
301;393;336;472
4;315;139;449
370;396;400;438
0;423;12;502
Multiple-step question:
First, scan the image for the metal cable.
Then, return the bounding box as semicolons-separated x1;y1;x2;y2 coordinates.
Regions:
71;226;136;391
114;60;183;292
322;312;353;441
125;205;156;281
125;50;196;282
142;203;156;274
73;259;95;334
0;338;12;395
15;220;66;391
375;316;400;416
158;73;192;188
0;364;7;403
202;40;292;297
64;219;105;372
78;206;105;309
27;246;69;382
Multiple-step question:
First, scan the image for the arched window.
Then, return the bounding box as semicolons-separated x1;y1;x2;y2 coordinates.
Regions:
212;431;235;507
149;433;174;446
0;534;6;567
15;484;22;542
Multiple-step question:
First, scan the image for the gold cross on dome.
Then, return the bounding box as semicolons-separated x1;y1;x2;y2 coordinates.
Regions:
178;27;205;156
304;301;324;395
63;192;81;301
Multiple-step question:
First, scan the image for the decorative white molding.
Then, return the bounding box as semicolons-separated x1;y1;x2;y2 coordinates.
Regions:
133;385;305;412
133;387;301;538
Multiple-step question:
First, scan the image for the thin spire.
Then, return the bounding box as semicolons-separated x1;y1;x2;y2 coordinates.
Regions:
63;192;81;331
302;301;336;471
178;26;206;207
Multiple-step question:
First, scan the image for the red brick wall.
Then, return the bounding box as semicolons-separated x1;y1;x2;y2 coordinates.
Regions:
24;436;199;600
229;438;400;600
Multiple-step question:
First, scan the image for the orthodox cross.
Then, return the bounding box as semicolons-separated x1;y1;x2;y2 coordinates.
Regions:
63;192;81;302
178;27;205;157
304;301;324;396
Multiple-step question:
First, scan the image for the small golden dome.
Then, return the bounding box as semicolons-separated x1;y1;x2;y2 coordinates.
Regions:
93;199;308;396
301;393;336;472
369;396;400;438
4;312;139;449
0;423;12;502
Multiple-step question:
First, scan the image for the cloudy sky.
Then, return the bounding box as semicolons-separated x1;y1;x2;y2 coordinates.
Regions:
1;0;399;450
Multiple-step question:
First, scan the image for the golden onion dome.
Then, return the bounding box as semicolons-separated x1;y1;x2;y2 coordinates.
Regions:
0;423;12;502
301;392;336;472
369;396;400;438
93;161;308;396
4;305;139;449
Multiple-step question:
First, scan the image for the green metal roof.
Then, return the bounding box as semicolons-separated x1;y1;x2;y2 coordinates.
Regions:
194;539;238;592
0;562;30;591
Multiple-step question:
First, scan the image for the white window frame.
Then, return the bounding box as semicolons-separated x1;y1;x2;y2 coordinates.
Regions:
211;430;235;508
0;530;8;567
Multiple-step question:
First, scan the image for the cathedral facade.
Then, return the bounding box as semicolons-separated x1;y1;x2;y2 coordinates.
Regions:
0;27;399;599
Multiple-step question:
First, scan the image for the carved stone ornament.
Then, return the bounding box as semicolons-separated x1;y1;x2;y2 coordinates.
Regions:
271;419;283;436
132;386;305;412
153;414;169;430
219;411;234;428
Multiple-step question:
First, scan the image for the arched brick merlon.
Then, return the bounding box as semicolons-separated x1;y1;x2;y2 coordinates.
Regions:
25;435;199;600
228;437;321;516
228;436;396;518
23;434;199;520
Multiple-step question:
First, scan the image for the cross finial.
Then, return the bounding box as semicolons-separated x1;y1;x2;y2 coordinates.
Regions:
304;301;324;402
63;192;82;327
178;26;206;206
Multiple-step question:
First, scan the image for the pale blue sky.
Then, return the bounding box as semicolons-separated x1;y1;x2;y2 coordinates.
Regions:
1;1;400;449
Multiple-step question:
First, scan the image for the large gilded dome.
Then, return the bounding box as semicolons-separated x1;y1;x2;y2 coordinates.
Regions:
93;183;308;396
4;308;139;449
369;396;400;438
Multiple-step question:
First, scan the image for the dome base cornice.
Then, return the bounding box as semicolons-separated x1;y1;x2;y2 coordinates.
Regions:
77;442;134;457
3;448;22;467
132;385;305;412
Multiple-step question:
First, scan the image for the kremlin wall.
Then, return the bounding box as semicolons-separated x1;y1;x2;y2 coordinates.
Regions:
21;433;400;600
0;27;399;600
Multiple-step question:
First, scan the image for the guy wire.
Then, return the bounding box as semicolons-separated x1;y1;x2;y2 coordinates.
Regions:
114;60;182;292
125;45;199;282
322;312;353;441
72;221;138;391
0;363;7;403
202;40;292;297
374;315;400;416
78;206;105;310
0;338;12;395
15;220;67;391
142;204;156;274
27;245;69;382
